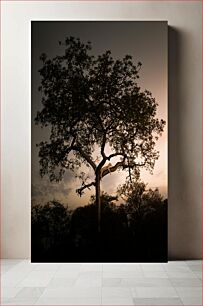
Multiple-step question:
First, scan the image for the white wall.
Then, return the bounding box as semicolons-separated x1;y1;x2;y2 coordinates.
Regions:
1;1;202;259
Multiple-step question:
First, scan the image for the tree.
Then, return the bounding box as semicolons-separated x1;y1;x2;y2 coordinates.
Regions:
31;200;70;257
118;180;146;216
32;200;70;239
117;180;164;218
35;36;165;232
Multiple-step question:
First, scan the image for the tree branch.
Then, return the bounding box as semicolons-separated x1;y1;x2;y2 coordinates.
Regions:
88;96;105;132
101;159;146;179
67;145;97;171
127;156;132;183
107;152;125;160
101;132;107;159
76;181;95;197
101;161;124;178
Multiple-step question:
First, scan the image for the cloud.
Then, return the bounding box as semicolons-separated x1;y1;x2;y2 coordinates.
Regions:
32;169;75;205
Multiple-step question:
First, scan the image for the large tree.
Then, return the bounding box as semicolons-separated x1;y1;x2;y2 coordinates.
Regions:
35;37;165;231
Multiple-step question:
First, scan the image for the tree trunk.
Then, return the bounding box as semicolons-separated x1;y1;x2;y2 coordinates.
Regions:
95;173;101;232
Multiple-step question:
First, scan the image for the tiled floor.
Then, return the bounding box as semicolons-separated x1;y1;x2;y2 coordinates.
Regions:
1;260;202;305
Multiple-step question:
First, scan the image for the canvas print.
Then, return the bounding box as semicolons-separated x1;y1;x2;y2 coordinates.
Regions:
31;21;168;262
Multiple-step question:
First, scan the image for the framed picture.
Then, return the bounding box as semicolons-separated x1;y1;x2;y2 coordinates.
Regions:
31;21;168;262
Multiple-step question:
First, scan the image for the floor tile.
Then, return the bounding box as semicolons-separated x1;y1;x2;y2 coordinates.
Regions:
3;296;39;305
180;296;202;305
193;271;202;279
1;265;15;274
134;286;178;298
47;277;76;288
122;277;172;287
186;260;202;266
32;264;59;272
75;276;102;287
164;265;192;272
169;277;202;287
189;264;202;272
140;264;165;272
35;297;102;305
2;274;27;287
103;264;142;273
102;286;132;298
6;260;34;274
102;297;134;305
2;287;22;299
166;271;197;278
175;286;202;298
133;297;183;305
81;263;102;272
103;270;144;278
15;287;45;298
2;263;35;287
78;271;102;278
102;278;122;287
1;299;10;305
17;271;55;287
74;271;102;287
143;271;168;278
57;264;82;271
41;286;101;298
54;268;80;278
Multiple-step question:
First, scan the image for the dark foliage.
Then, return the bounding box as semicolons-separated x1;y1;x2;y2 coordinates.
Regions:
31;186;167;262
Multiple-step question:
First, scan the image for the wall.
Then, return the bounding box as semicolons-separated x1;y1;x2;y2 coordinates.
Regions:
1;1;202;259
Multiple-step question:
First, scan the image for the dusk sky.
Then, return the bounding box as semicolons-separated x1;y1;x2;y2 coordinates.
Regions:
31;21;167;209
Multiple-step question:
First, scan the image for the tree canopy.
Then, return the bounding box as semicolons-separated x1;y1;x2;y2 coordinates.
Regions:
35;36;165;230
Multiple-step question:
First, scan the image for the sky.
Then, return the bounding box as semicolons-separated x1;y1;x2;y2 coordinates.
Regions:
31;21;168;209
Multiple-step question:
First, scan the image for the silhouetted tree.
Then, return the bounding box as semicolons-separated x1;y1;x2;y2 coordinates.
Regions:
35;36;165;231
32;200;70;256
118;180;165;222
